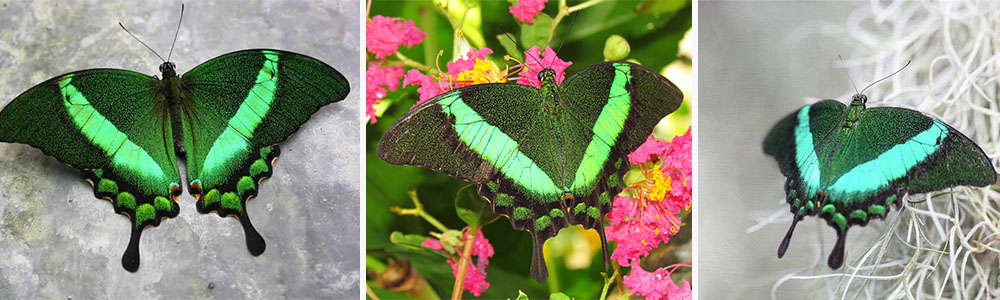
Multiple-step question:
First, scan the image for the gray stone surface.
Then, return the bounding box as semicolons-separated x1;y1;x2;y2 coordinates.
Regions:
0;0;359;298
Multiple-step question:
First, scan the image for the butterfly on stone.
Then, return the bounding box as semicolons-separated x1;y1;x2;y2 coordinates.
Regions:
762;69;996;269
377;61;683;282
0;11;349;271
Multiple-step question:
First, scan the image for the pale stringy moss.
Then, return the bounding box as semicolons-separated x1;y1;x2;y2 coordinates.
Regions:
751;1;1000;299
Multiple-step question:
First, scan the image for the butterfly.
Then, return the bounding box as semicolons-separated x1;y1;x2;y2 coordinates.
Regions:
763;83;996;269
377;60;683;282
0;14;350;271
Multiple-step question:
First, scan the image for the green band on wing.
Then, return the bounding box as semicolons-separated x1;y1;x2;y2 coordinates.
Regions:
793;105;821;198
439;91;560;199
200;51;280;186
59;76;167;186
827;120;947;201
571;63;632;192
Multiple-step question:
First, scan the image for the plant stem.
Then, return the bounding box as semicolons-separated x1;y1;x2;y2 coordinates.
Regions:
392;190;449;232
451;226;479;300
598;268;619;300
551;0;606;30
394;52;435;74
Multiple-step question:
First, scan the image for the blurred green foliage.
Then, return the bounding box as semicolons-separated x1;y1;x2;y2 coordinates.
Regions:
367;0;691;298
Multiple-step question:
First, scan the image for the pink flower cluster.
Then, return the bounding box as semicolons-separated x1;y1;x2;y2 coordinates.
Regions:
365;62;404;124
403;48;494;104
421;227;495;297
623;262;692;300
607;127;693;299
509;0;548;23
515;46;572;88
366;15;426;58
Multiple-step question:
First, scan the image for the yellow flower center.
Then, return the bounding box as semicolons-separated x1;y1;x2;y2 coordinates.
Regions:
642;164;670;203
455;59;507;85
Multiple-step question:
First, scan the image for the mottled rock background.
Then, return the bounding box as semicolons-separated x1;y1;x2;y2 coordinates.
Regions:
0;0;360;298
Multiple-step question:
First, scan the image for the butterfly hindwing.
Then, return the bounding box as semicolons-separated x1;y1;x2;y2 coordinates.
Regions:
180;49;349;255
0;69;182;271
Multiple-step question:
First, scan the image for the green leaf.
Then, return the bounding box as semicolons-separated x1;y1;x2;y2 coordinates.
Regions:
513;290;530;300
455;184;500;227
519;13;553;47
603;34;631;61
550;293;571;300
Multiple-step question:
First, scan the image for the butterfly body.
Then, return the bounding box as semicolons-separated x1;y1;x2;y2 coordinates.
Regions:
764;94;996;268
0;49;349;271
378;61;682;282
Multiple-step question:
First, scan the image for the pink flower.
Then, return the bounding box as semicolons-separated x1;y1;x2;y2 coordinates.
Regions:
421;227;494;297
366;15;426;58
623;261;692;300
606;126;692;266
515;46;572;88
446;48;494;76
509;0;548;23
402;69;445;104
365;61;405;124
403;48;499;104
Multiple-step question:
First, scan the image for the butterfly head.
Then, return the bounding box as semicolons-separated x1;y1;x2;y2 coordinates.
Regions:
850;93;868;108
159;62;177;78
538;68;557;84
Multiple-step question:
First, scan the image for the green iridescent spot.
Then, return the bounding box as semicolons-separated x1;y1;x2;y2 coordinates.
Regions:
787;189;797;199
587;206;600;220
259;147;273;158
607;174;619;188
820;204;835;216
849;209;868;221
154;196;172;212
93;169;104;178
203;189;221;206
868;204;886;216
832;213;847;231
221;192;242;212
535;216;551;231
117;192;136;210
573;203;586;215
486;181;498;193
793;198;801;208
97;179;118;195
513;207;532;220
797;206;806;216
805;201;815;211
615;157;623;169
135;204;155;227
237;176;255;196
886;194;898;206
549;208;564;218
495;193;514;207
599;191;610;205
249;159;269;177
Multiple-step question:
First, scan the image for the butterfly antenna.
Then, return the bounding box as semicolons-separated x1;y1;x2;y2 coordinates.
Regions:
166;3;185;62
119;22;165;63
838;55;859;95
552;12;578;68
860;59;911;95
500;24;543;68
